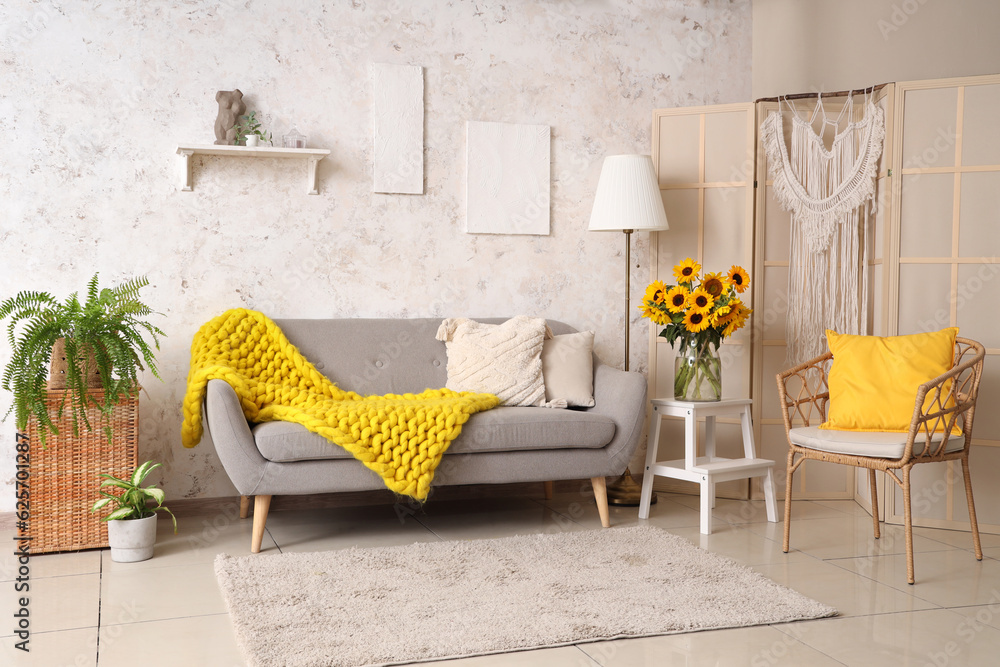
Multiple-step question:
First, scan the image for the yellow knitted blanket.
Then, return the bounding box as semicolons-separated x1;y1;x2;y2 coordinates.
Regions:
180;309;499;501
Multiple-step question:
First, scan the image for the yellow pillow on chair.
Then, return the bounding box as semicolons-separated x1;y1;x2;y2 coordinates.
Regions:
820;328;959;433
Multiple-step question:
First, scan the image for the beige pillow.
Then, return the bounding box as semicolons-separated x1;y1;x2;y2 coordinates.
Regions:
541;331;595;408
435;316;550;407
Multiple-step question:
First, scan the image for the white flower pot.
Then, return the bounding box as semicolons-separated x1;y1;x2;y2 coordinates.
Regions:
244;135;259;147
107;514;158;562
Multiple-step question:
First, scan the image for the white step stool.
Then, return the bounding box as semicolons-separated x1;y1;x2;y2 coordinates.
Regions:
639;398;777;534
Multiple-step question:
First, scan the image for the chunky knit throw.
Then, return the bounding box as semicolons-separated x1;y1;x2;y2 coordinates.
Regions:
181;309;500;501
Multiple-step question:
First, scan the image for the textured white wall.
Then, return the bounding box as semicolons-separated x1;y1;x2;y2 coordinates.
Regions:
0;0;751;509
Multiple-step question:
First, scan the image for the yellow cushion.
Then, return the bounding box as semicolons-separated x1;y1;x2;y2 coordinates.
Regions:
820;328;959;433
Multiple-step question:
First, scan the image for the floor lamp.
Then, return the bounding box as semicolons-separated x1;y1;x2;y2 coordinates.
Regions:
588;154;669;506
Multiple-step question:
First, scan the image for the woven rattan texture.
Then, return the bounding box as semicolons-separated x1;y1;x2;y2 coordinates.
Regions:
18;390;138;553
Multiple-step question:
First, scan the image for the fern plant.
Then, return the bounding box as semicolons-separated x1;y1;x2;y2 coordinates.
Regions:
0;274;164;446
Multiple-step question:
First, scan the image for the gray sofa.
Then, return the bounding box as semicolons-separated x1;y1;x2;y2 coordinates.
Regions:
203;318;648;552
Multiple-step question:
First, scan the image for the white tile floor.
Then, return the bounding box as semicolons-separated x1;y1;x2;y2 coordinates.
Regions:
2;490;997;666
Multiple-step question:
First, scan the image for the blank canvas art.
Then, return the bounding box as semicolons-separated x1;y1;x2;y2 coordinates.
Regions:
466;121;551;235
372;63;424;194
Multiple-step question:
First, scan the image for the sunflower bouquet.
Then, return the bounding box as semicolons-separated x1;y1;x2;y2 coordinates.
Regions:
639;258;752;400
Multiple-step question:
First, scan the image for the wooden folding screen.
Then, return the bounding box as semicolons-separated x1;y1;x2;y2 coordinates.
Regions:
649;103;756;497
883;75;1000;532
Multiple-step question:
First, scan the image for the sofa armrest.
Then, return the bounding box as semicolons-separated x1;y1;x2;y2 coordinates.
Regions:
589;362;648;474
205;379;268;495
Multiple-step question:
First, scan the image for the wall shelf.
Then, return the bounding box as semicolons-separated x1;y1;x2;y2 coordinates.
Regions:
176;144;331;195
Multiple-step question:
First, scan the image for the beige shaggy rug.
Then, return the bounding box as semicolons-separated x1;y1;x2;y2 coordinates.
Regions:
215;526;835;667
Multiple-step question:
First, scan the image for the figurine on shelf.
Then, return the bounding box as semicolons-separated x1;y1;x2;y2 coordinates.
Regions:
214;89;246;145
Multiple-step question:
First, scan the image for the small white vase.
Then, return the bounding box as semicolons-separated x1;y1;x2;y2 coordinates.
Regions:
107;514;158;562
244;135;259;147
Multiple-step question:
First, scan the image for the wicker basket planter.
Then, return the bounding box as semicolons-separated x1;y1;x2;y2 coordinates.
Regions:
17;389;138;554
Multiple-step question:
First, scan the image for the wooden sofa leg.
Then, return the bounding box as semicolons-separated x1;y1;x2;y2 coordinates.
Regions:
239;495;251;519
591;477;610;528
543;481;554;500
251;495;272;554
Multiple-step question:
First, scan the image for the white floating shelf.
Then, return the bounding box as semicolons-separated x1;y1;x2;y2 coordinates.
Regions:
176;144;332;195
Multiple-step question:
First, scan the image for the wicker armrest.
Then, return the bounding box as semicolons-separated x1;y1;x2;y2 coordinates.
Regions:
776;352;833;431
904;338;986;460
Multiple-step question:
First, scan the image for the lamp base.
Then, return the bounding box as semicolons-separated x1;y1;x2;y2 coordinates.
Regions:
606;468;656;507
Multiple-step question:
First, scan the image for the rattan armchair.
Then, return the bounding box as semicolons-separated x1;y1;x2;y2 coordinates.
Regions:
776;337;986;584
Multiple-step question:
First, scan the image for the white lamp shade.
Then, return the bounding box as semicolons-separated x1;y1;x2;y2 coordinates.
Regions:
587;154;669;232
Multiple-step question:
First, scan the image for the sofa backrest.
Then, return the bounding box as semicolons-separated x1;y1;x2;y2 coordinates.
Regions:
274;317;580;396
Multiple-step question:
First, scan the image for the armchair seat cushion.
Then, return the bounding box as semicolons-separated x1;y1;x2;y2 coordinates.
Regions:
254;406;616;463
788;426;962;459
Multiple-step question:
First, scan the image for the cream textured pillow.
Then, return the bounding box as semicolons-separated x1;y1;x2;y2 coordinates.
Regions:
436;316;551;407
541;332;595;408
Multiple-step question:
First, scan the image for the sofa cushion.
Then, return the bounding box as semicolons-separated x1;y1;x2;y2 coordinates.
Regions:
542;331;596;408
789;426;961;459
253;407;616;462
437;316;549;407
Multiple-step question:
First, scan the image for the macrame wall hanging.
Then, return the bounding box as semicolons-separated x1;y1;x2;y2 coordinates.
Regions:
760;91;885;364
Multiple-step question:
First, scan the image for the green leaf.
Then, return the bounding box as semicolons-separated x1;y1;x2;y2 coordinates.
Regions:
104;507;137;521
144;487;165;506
155;506;178;534
91;498;112;512
132;460;160;486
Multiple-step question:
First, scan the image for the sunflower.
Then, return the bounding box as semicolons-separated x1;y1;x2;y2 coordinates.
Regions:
683;309;710;333
665;285;690;313
688;287;715;314
719;297;742;320
649;308;672;326
712;298;741;333
727;265;750;293
638;302;671;326
714;298;743;327
710;304;733;328
723;305;752;337
673;258;701;284
736;304;752;326
702;272;726;298
643;280;669;305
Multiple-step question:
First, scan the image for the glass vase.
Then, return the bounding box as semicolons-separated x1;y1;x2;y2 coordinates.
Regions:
674;337;722;401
